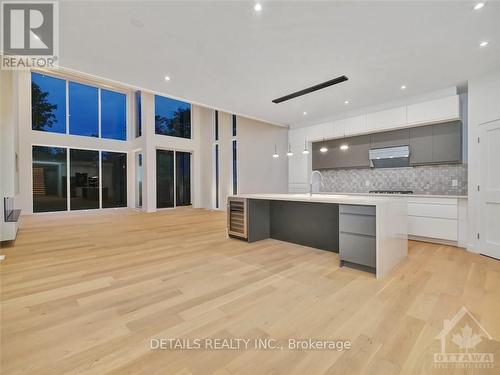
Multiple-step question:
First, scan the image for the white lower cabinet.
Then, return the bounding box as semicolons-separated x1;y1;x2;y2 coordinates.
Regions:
406;197;460;243
408;217;458;241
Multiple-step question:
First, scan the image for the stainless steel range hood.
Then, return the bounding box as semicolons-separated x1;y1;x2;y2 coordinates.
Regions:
369;145;410;168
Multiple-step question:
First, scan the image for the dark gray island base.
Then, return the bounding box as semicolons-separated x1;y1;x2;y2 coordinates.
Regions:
246;199;340;252
227;194;408;278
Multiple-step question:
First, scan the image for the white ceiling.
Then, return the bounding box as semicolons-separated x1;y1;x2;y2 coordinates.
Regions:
59;1;500;128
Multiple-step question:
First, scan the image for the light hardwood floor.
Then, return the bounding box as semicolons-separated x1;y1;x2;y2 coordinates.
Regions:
1;208;499;375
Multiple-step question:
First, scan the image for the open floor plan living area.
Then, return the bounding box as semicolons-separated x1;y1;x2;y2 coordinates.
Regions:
1;1;500;374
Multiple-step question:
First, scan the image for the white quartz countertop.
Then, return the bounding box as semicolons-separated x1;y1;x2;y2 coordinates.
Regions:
229;193;402;206
316;192;468;199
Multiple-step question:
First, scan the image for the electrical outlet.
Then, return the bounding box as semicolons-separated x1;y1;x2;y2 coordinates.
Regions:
452;179;458;187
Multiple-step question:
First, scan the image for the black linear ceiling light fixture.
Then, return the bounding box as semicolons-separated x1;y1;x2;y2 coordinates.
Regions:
272;75;348;104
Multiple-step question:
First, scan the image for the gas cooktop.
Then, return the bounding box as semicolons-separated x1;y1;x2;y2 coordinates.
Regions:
369;190;414;194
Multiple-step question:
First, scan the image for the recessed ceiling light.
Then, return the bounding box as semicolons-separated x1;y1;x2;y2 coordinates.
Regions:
479;41;489;47
164;76;171;81
401;85;406;90
254;3;262;12
130;18;144;28
473;2;485;11
303;111;307;116
344;100;349;104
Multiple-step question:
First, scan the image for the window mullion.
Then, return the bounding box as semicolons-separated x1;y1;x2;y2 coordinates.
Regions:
98;88;102;138
99;151;103;208
65;80;69;134
66;147;70;211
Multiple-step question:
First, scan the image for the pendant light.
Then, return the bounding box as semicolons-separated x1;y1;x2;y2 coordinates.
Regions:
320;138;328;153
340;82;350;151
286;143;293;156
272;145;279;158
302;140;310;155
340;130;349;151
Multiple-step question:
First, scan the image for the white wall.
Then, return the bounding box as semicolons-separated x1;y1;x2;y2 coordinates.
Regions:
467;67;500;252
237;116;288;194
217;111;233;208
196;110;289;211
193;105;215;209
1;70;21;241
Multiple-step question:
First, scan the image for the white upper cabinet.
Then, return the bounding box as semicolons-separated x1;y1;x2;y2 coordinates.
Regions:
366;106;407;132
407;95;460;126
289;94;461;147
306;122;334;141
331;120;345;138
339;115;367;136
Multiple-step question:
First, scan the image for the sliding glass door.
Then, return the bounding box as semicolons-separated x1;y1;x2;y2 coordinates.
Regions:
102;152;127;208
156;150;175;208
32;146;67;213
70;149;99;210
32;146;127;212
156;149;191;208
176;152;191;206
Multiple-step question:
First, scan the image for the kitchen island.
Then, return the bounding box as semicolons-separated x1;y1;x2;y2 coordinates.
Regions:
227;194;407;278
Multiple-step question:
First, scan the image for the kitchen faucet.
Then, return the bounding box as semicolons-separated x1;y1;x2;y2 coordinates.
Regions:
309;170;324;196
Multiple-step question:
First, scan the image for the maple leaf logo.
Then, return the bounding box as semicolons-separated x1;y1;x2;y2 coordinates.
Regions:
452;324;482;352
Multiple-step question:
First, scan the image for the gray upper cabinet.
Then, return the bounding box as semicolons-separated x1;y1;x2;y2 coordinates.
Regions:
312;141;333;169
370;128;409;149
432;121;461;163
410;121;461;165
342;135;371;168
312;135;370;169
313;120;462;170
409;126;433;164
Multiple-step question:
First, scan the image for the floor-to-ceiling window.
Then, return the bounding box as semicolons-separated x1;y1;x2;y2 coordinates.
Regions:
102;152;127;208
135;91;142;138
156;149;175;208
31;72;128;141
232;140;237;195
176;152;191;206
154;95;191;139
214;110;220;209
232;114;237;195
70;149;100;210
69;82;99;137
31;73;67;134
135;152;143;208
32;146;67;212
101;90;127;140
30;72;131;213
215;144;219;209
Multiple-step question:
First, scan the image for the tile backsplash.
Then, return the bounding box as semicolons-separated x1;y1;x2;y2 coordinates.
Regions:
316;164;467;195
